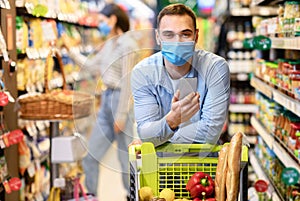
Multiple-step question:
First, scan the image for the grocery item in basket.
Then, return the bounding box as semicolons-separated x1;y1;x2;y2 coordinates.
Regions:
159;188;175;201
215;144;229;201
186;172;215;199
226;132;243;201
139;186;154;201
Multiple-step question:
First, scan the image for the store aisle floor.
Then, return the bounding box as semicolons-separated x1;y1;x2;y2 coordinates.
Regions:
98;141;128;201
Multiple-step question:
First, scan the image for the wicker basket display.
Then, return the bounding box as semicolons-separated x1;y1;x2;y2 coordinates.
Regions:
17;49;93;120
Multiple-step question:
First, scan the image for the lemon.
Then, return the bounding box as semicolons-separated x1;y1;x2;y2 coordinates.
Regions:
159;188;175;201
139;186;154;201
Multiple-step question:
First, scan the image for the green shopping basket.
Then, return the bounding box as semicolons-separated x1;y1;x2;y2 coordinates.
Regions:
128;142;248;200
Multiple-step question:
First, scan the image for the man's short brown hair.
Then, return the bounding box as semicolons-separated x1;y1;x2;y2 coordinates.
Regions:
157;3;197;30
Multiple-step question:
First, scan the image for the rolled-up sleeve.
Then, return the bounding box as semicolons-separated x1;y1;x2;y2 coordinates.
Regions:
131;66;176;147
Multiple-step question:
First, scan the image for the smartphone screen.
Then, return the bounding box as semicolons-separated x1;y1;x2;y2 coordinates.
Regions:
177;77;197;100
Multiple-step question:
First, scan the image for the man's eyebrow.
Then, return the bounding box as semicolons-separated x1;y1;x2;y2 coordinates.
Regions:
181;29;193;33
161;29;193;33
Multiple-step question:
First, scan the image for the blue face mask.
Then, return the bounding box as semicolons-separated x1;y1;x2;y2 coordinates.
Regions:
98;21;112;36
161;41;195;66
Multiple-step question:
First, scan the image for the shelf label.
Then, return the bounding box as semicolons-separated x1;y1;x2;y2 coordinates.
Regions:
243;38;255;49
281;167;299;186
253;35;272;50
254;179;268;192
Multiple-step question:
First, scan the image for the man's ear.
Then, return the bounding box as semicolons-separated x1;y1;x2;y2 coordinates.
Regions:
155;29;161;46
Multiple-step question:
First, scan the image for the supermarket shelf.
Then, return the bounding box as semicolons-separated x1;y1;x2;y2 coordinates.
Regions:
229;104;258;113
250;116;274;149
271;37;300;50
249;150;282;201
230;6;278;16
273;90;300;117
251;76;300;117
250;76;273;99
273;141;300;172
252;0;284;6
251;116;300;173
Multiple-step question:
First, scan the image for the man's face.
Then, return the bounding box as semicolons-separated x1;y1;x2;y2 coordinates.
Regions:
157;14;198;43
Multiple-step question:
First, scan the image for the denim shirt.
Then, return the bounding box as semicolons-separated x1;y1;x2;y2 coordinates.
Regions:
131;49;230;147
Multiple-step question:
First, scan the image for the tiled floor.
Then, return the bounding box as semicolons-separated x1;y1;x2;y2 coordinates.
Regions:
98;142;128;201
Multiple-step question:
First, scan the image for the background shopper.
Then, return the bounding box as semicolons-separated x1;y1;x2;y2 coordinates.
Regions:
63;3;139;198
131;3;230;147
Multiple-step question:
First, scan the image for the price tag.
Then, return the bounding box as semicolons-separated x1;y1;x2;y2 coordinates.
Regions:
8;177;22;191
281;167;299;186
8;129;24;145
0;91;9;106
254;179;268;192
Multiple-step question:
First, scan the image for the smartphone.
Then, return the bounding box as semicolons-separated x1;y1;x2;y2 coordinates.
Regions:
177;77;197;100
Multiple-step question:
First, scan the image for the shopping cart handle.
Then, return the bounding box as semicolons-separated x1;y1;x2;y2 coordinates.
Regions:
129;144;141;160
155;142;222;153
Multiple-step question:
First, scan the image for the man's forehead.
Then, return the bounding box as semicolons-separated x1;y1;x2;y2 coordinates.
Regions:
159;15;194;30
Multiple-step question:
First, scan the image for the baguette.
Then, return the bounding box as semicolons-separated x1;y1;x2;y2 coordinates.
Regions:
226;132;243;201
215;144;229;201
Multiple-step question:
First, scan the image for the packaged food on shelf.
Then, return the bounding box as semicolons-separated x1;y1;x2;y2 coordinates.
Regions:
290;122;300;150
277;58;290;89
289;70;300;97
284;1;300;19
265;61;278;86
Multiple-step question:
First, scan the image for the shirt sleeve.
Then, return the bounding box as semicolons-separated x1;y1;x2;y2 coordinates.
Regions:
131;66;177;147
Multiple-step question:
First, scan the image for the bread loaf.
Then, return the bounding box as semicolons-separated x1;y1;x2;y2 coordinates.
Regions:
215;144;229;201
225;132;243;201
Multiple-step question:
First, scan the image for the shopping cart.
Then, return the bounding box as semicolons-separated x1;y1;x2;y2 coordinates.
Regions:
128;142;248;201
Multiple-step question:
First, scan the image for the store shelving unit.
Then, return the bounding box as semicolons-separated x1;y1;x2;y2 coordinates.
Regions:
249;10;300;195
14;2;99;200
234;1;300;199
218;2;278;139
1;0;20;200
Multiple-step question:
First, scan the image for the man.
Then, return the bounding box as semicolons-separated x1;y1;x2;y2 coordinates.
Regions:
131;3;230;147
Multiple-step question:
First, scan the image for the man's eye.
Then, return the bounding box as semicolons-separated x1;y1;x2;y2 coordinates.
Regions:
182;33;192;38
163;33;175;38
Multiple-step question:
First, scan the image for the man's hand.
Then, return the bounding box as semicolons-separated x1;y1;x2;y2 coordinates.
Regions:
166;90;200;130
128;139;142;148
